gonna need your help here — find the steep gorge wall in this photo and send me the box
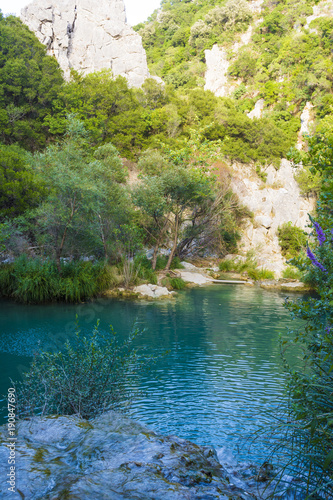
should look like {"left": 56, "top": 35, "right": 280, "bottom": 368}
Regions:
{"left": 230, "top": 161, "right": 316, "bottom": 276}
{"left": 203, "top": 0, "right": 331, "bottom": 274}
{"left": 21, "top": 0, "right": 151, "bottom": 87}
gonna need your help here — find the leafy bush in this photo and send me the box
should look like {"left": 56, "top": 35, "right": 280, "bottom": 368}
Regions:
{"left": 169, "top": 277, "right": 186, "bottom": 290}
{"left": 137, "top": 149, "right": 169, "bottom": 175}
{"left": 277, "top": 222, "right": 307, "bottom": 258}
{"left": 14, "top": 321, "right": 157, "bottom": 420}
{"left": 155, "top": 255, "right": 184, "bottom": 270}
{"left": 294, "top": 165, "right": 322, "bottom": 196}
{"left": 0, "top": 255, "right": 113, "bottom": 303}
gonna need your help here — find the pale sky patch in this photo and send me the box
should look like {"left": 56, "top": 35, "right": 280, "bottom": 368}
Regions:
{"left": 0, "top": 0, "right": 161, "bottom": 25}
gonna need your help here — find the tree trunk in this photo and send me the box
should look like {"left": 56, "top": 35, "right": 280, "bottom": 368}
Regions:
{"left": 152, "top": 216, "right": 170, "bottom": 270}
{"left": 98, "top": 214, "right": 108, "bottom": 260}
{"left": 56, "top": 196, "right": 76, "bottom": 275}
{"left": 165, "top": 212, "right": 179, "bottom": 271}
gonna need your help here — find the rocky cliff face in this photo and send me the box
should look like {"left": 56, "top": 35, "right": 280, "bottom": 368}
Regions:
{"left": 21, "top": 0, "right": 150, "bottom": 87}
{"left": 204, "top": 0, "right": 329, "bottom": 273}
{"left": 229, "top": 160, "right": 316, "bottom": 276}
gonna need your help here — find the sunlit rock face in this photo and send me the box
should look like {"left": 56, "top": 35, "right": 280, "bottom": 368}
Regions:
{"left": 0, "top": 411, "right": 257, "bottom": 498}
{"left": 229, "top": 159, "right": 316, "bottom": 277}
{"left": 21, "top": 0, "right": 150, "bottom": 86}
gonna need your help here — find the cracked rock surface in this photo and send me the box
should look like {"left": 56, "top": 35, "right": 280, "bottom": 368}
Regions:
{"left": 21, "top": 0, "right": 150, "bottom": 86}
{"left": 0, "top": 411, "right": 257, "bottom": 499}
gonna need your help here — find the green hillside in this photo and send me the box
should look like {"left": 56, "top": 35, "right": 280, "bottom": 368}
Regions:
{"left": 136, "top": 0, "right": 333, "bottom": 136}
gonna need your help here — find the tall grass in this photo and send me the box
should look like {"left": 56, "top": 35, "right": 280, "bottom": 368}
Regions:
{"left": 219, "top": 255, "right": 275, "bottom": 280}
{"left": 282, "top": 266, "right": 303, "bottom": 280}
{"left": 0, "top": 255, "right": 114, "bottom": 303}
{"left": 169, "top": 277, "right": 186, "bottom": 289}
{"left": 133, "top": 255, "right": 158, "bottom": 284}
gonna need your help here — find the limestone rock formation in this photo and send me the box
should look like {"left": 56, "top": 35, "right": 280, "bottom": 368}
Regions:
{"left": 229, "top": 160, "right": 316, "bottom": 276}
{"left": 247, "top": 98, "right": 265, "bottom": 119}
{"left": 204, "top": 44, "right": 230, "bottom": 97}
{"left": 204, "top": 0, "right": 263, "bottom": 97}
{"left": 21, "top": 0, "right": 151, "bottom": 87}
{"left": 297, "top": 101, "right": 314, "bottom": 150}
{"left": 133, "top": 283, "right": 174, "bottom": 298}
{"left": 0, "top": 411, "right": 258, "bottom": 499}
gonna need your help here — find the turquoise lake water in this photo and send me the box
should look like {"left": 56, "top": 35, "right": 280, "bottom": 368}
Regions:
{"left": 0, "top": 284, "right": 302, "bottom": 465}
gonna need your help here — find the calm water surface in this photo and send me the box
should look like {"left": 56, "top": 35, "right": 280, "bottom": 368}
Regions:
{"left": 0, "top": 285, "right": 302, "bottom": 464}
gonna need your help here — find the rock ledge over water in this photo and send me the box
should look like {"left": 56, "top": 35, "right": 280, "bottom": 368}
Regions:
{"left": 0, "top": 411, "right": 256, "bottom": 499}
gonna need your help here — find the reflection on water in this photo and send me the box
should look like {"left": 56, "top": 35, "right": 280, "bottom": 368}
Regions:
{"left": 0, "top": 285, "right": 303, "bottom": 463}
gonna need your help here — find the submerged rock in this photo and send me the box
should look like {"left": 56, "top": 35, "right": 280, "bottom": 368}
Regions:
{"left": 0, "top": 412, "right": 257, "bottom": 499}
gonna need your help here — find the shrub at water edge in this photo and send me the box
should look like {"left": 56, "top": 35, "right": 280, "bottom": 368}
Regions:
{"left": 14, "top": 321, "right": 158, "bottom": 420}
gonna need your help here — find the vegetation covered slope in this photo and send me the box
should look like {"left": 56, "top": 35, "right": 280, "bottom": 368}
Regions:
{"left": 136, "top": 0, "right": 333, "bottom": 140}
{"left": 0, "top": 0, "right": 332, "bottom": 303}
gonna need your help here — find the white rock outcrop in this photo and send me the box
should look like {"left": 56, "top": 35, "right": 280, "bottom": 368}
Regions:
{"left": 204, "top": 45, "right": 230, "bottom": 97}
{"left": 297, "top": 101, "right": 314, "bottom": 150}
{"left": 21, "top": 0, "right": 150, "bottom": 87}
{"left": 230, "top": 159, "right": 316, "bottom": 276}
{"left": 247, "top": 99, "right": 265, "bottom": 119}
{"left": 179, "top": 271, "right": 213, "bottom": 285}
{"left": 133, "top": 284, "right": 174, "bottom": 299}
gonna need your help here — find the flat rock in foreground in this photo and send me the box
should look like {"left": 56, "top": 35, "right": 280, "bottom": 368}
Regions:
{"left": 0, "top": 411, "right": 256, "bottom": 499}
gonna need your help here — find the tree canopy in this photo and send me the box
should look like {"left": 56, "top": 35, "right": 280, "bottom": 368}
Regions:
{"left": 0, "top": 13, "right": 63, "bottom": 150}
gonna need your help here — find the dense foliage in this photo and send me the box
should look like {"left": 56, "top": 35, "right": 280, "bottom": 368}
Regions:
{"left": 266, "top": 130, "right": 333, "bottom": 497}
{"left": 136, "top": 0, "right": 333, "bottom": 152}
{"left": 271, "top": 221, "right": 333, "bottom": 498}
{"left": 0, "top": 143, "right": 44, "bottom": 217}
{"left": 0, "top": 256, "right": 113, "bottom": 303}
{"left": 0, "top": 13, "right": 63, "bottom": 150}
{"left": 277, "top": 221, "right": 307, "bottom": 258}
{"left": 137, "top": 0, "right": 252, "bottom": 89}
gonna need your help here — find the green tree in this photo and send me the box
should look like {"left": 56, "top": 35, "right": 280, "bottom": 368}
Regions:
{"left": 31, "top": 117, "right": 129, "bottom": 271}
{"left": 132, "top": 175, "right": 170, "bottom": 270}
{"left": 0, "top": 143, "right": 44, "bottom": 218}
{"left": 49, "top": 70, "right": 150, "bottom": 158}
{"left": 161, "top": 165, "right": 213, "bottom": 269}
{"left": 0, "top": 13, "right": 63, "bottom": 150}
{"left": 93, "top": 143, "right": 133, "bottom": 260}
